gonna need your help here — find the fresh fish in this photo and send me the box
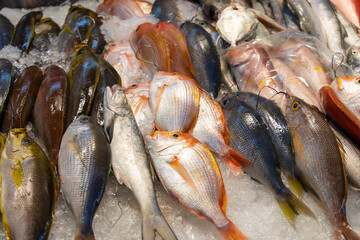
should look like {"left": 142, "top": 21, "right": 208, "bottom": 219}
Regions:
{"left": 87, "top": 19, "right": 106, "bottom": 55}
{"left": 0, "top": 59, "right": 13, "bottom": 117}
{"left": 104, "top": 41, "right": 148, "bottom": 88}
{"left": 149, "top": 71, "right": 200, "bottom": 132}
{"left": 0, "top": 0, "right": 78, "bottom": 9}
{"left": 33, "top": 65, "right": 68, "bottom": 170}
{"left": 216, "top": 3, "right": 258, "bottom": 46}
{"left": 285, "top": 0, "right": 326, "bottom": 44}
{"left": 155, "top": 22, "right": 194, "bottom": 78}
{"left": 0, "top": 14, "right": 14, "bottom": 50}
{"left": 262, "top": 0, "right": 285, "bottom": 24}
{"left": 285, "top": 96, "right": 360, "bottom": 240}
{"left": 90, "top": 57, "right": 121, "bottom": 126}
{"left": 58, "top": 115, "right": 110, "bottom": 240}
{"left": 331, "top": 124, "right": 360, "bottom": 191}
{"left": 330, "top": 0, "right": 360, "bottom": 28}
{"left": 135, "top": 0, "right": 153, "bottom": 14}
{"left": 189, "top": 90, "right": 252, "bottom": 174}
{"left": 66, "top": 44, "right": 100, "bottom": 128}
{"left": 0, "top": 128, "right": 55, "bottom": 240}
{"left": 96, "top": 0, "right": 145, "bottom": 19}
{"left": 223, "top": 98, "right": 314, "bottom": 227}
{"left": 32, "top": 17, "right": 60, "bottom": 51}
{"left": 124, "top": 81, "right": 155, "bottom": 137}
{"left": 103, "top": 85, "right": 177, "bottom": 240}
{"left": 145, "top": 131, "right": 249, "bottom": 240}
{"left": 130, "top": 22, "right": 170, "bottom": 77}
{"left": 2, "top": 65, "right": 43, "bottom": 132}
{"left": 180, "top": 21, "right": 221, "bottom": 98}
{"left": 196, "top": 0, "right": 230, "bottom": 20}
{"left": 11, "top": 11, "right": 42, "bottom": 53}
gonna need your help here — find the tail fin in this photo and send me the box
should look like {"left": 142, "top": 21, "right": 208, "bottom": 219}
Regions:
{"left": 142, "top": 213, "right": 177, "bottom": 240}
{"left": 222, "top": 147, "right": 253, "bottom": 176}
{"left": 218, "top": 219, "right": 249, "bottom": 240}
{"left": 276, "top": 193, "right": 315, "bottom": 228}
{"left": 75, "top": 228, "right": 95, "bottom": 240}
{"left": 334, "top": 223, "right": 360, "bottom": 240}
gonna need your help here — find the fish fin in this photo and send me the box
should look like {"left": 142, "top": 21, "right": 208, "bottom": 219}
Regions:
{"left": 276, "top": 193, "right": 315, "bottom": 229}
{"left": 169, "top": 156, "right": 199, "bottom": 194}
{"left": 68, "top": 140, "right": 88, "bottom": 171}
{"left": 334, "top": 223, "right": 360, "bottom": 240}
{"left": 334, "top": 134, "right": 348, "bottom": 202}
{"left": 287, "top": 176, "right": 305, "bottom": 198}
{"left": 222, "top": 147, "right": 253, "bottom": 175}
{"left": 220, "top": 186, "right": 228, "bottom": 216}
{"left": 218, "top": 219, "right": 249, "bottom": 240}
{"left": 142, "top": 213, "right": 177, "bottom": 240}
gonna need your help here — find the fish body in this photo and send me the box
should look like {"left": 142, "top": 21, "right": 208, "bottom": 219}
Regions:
{"left": 180, "top": 21, "right": 221, "bottom": 98}
{"left": 103, "top": 84, "right": 177, "bottom": 240}
{"left": 0, "top": 0, "right": 78, "bottom": 9}
{"left": 0, "top": 59, "right": 13, "bottom": 118}
{"left": 145, "top": 131, "right": 248, "bottom": 240}
{"left": 11, "top": 11, "right": 42, "bottom": 52}
{"left": 96, "top": 0, "right": 145, "bottom": 19}
{"left": 33, "top": 65, "right": 68, "bottom": 170}
{"left": 124, "top": 81, "right": 155, "bottom": 137}
{"left": 32, "top": 17, "right": 60, "bottom": 51}
{"left": 330, "top": 0, "right": 360, "bottom": 28}
{"left": 0, "top": 128, "right": 55, "bottom": 240}
{"left": 2, "top": 65, "right": 43, "bottom": 132}
{"left": 0, "top": 14, "right": 14, "bottom": 50}
{"left": 223, "top": 98, "right": 313, "bottom": 226}
{"left": 66, "top": 45, "right": 100, "bottom": 128}
{"left": 58, "top": 115, "right": 110, "bottom": 240}
{"left": 149, "top": 71, "right": 200, "bottom": 132}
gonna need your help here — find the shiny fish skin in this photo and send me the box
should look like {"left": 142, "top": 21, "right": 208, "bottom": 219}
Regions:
{"left": 180, "top": 21, "right": 221, "bottom": 98}
{"left": 2, "top": 65, "right": 43, "bottom": 132}
{"left": 103, "top": 85, "right": 177, "bottom": 240}
{"left": 58, "top": 115, "right": 110, "bottom": 240}
{"left": 149, "top": 71, "right": 199, "bottom": 133}
{"left": 223, "top": 98, "right": 314, "bottom": 226}
{"left": 145, "top": 131, "right": 248, "bottom": 240}
{"left": 285, "top": 97, "right": 360, "bottom": 240}
{"left": 0, "top": 59, "right": 13, "bottom": 118}
{"left": 0, "top": 128, "right": 55, "bottom": 240}
{"left": 96, "top": 0, "right": 145, "bottom": 19}
{"left": 32, "top": 17, "right": 60, "bottom": 52}
{"left": 0, "top": 14, "right": 14, "bottom": 50}
{"left": 33, "top": 65, "right": 68, "bottom": 170}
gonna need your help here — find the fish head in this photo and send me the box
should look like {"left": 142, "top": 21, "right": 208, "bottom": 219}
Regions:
{"left": 123, "top": 81, "right": 151, "bottom": 98}
{"left": 332, "top": 76, "right": 360, "bottom": 98}
{"left": 5, "top": 128, "right": 37, "bottom": 159}
{"left": 145, "top": 131, "right": 195, "bottom": 159}
{"left": 284, "top": 96, "right": 307, "bottom": 128}
{"left": 347, "top": 47, "right": 360, "bottom": 73}
{"left": 104, "top": 84, "right": 130, "bottom": 115}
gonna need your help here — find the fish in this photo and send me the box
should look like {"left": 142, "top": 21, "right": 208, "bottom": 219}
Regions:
{"left": 87, "top": 19, "right": 106, "bottom": 55}
{"left": 331, "top": 124, "right": 360, "bottom": 191}
{"left": 0, "top": 128, "right": 56, "bottom": 240}
{"left": 90, "top": 57, "right": 121, "bottom": 126}
{"left": 135, "top": 0, "right": 153, "bottom": 14}
{"left": 104, "top": 41, "right": 149, "bottom": 88}
{"left": 180, "top": 21, "right": 221, "bottom": 98}
{"left": 0, "top": 0, "right": 78, "bottom": 9}
{"left": 58, "top": 115, "right": 111, "bottom": 240}
{"left": 103, "top": 84, "right": 177, "bottom": 240}
{"left": 189, "top": 90, "right": 252, "bottom": 174}
{"left": 196, "top": 0, "right": 230, "bottom": 20}
{"left": 129, "top": 22, "right": 171, "bottom": 77}
{"left": 330, "top": 0, "right": 360, "bottom": 29}
{"left": 149, "top": 71, "right": 200, "bottom": 133}
{"left": 0, "top": 14, "right": 14, "bottom": 50}
{"left": 2, "top": 65, "right": 43, "bottom": 132}
{"left": 285, "top": 0, "right": 326, "bottom": 44}
{"left": 223, "top": 97, "right": 314, "bottom": 227}
{"left": 33, "top": 65, "right": 68, "bottom": 170}
{"left": 145, "top": 131, "right": 249, "bottom": 240}
{"left": 32, "top": 17, "right": 60, "bottom": 51}
{"left": 307, "top": 0, "right": 344, "bottom": 54}
{"left": 235, "top": 92, "right": 303, "bottom": 196}
{"left": 124, "top": 81, "right": 155, "bottom": 137}
{"left": 66, "top": 44, "right": 100, "bottom": 128}
{"left": 155, "top": 22, "right": 194, "bottom": 78}
{"left": 11, "top": 11, "right": 42, "bottom": 52}
{"left": 284, "top": 96, "right": 360, "bottom": 240}
{"left": 0, "top": 59, "right": 13, "bottom": 118}
{"left": 216, "top": 3, "right": 258, "bottom": 47}
{"left": 96, "top": 0, "right": 145, "bottom": 19}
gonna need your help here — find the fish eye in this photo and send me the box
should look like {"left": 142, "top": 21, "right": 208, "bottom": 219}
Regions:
{"left": 356, "top": 78, "right": 360, "bottom": 85}
{"left": 352, "top": 49, "right": 358, "bottom": 56}
{"left": 170, "top": 132, "right": 181, "bottom": 139}
{"left": 171, "top": 72, "right": 177, "bottom": 75}
{"left": 77, "top": 48, "right": 85, "bottom": 54}
{"left": 131, "top": 84, "right": 138, "bottom": 88}
{"left": 223, "top": 99, "right": 230, "bottom": 106}
{"left": 22, "top": 138, "right": 31, "bottom": 145}
{"left": 291, "top": 101, "right": 299, "bottom": 111}
{"left": 135, "top": 26, "right": 140, "bottom": 32}
{"left": 80, "top": 116, "right": 90, "bottom": 123}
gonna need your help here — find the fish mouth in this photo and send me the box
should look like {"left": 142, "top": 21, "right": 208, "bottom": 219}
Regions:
{"left": 151, "top": 131, "right": 159, "bottom": 140}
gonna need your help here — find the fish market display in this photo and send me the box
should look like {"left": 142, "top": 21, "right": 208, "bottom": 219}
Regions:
{"left": 0, "top": 0, "right": 360, "bottom": 239}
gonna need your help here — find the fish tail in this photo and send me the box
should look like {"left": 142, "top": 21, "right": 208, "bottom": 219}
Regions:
{"left": 218, "top": 219, "right": 249, "bottom": 240}
{"left": 334, "top": 223, "right": 360, "bottom": 240}
{"left": 222, "top": 147, "right": 253, "bottom": 175}
{"left": 142, "top": 213, "right": 177, "bottom": 240}
{"left": 74, "top": 228, "right": 95, "bottom": 240}
{"left": 276, "top": 193, "right": 315, "bottom": 228}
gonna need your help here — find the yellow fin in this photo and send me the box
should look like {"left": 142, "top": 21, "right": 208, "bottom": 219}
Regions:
{"left": 68, "top": 141, "right": 88, "bottom": 171}
{"left": 169, "top": 156, "right": 199, "bottom": 194}
{"left": 11, "top": 160, "right": 23, "bottom": 189}
{"left": 288, "top": 177, "right": 305, "bottom": 198}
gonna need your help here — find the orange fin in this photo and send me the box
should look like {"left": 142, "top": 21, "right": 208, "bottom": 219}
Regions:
{"left": 218, "top": 220, "right": 249, "bottom": 240}
{"left": 223, "top": 147, "right": 253, "bottom": 175}
{"left": 169, "top": 156, "right": 199, "bottom": 194}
